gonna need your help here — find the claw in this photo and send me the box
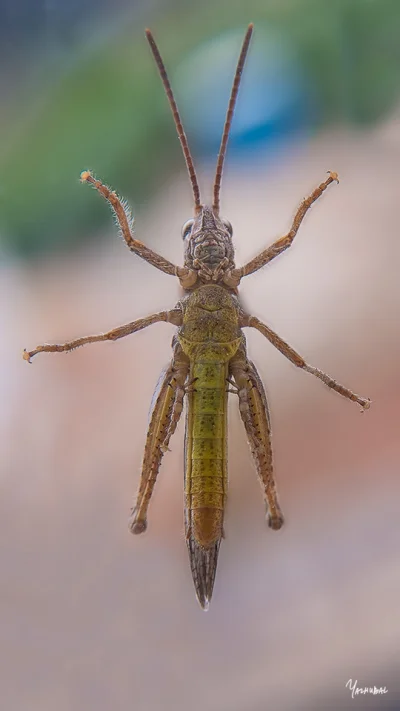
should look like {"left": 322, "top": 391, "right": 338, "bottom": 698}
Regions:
{"left": 22, "top": 349, "right": 32, "bottom": 363}
{"left": 360, "top": 397, "right": 371, "bottom": 413}
{"left": 129, "top": 508, "right": 148, "bottom": 535}
{"left": 328, "top": 170, "right": 339, "bottom": 184}
{"left": 267, "top": 510, "right": 285, "bottom": 530}
{"left": 80, "top": 170, "right": 92, "bottom": 183}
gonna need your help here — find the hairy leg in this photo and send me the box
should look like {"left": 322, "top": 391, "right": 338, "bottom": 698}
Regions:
{"left": 242, "top": 314, "right": 371, "bottom": 411}
{"left": 23, "top": 308, "right": 182, "bottom": 362}
{"left": 223, "top": 172, "right": 338, "bottom": 288}
{"left": 81, "top": 171, "right": 196, "bottom": 288}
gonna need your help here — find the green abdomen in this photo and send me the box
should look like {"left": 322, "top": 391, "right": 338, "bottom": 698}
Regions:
{"left": 185, "top": 361, "right": 227, "bottom": 547}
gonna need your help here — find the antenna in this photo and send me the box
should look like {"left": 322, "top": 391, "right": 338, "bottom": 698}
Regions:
{"left": 145, "top": 29, "right": 202, "bottom": 212}
{"left": 213, "top": 24, "right": 253, "bottom": 214}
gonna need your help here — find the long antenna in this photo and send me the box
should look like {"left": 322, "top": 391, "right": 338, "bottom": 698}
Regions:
{"left": 213, "top": 23, "right": 253, "bottom": 214}
{"left": 145, "top": 29, "right": 202, "bottom": 212}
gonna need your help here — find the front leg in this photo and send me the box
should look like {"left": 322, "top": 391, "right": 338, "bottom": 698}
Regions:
{"left": 80, "top": 171, "right": 197, "bottom": 288}
{"left": 23, "top": 308, "right": 182, "bottom": 362}
{"left": 223, "top": 172, "right": 338, "bottom": 287}
{"left": 242, "top": 314, "right": 371, "bottom": 411}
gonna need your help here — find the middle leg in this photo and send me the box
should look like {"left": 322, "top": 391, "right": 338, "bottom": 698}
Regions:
{"left": 23, "top": 309, "right": 183, "bottom": 362}
{"left": 242, "top": 314, "right": 371, "bottom": 411}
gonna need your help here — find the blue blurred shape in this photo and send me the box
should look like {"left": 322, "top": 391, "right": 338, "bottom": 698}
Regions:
{"left": 175, "top": 26, "right": 315, "bottom": 160}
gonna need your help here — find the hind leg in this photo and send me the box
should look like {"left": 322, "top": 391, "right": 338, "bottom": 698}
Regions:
{"left": 230, "top": 349, "right": 284, "bottom": 530}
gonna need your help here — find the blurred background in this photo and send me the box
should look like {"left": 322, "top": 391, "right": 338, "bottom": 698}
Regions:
{"left": 1, "top": 0, "right": 399, "bottom": 709}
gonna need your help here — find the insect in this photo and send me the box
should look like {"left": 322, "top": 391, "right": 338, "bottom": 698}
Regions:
{"left": 24, "top": 24, "right": 370, "bottom": 610}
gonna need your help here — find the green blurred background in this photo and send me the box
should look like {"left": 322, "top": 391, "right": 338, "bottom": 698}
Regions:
{"left": 1, "top": 1, "right": 400, "bottom": 710}
{"left": 2, "top": 0, "right": 400, "bottom": 255}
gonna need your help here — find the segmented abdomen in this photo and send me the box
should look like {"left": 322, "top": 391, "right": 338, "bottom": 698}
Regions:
{"left": 185, "top": 361, "right": 227, "bottom": 548}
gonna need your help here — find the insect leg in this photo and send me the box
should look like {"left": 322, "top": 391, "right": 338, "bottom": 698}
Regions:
{"left": 80, "top": 171, "right": 196, "bottom": 287}
{"left": 129, "top": 341, "right": 190, "bottom": 534}
{"left": 230, "top": 348, "right": 284, "bottom": 530}
{"left": 224, "top": 173, "right": 338, "bottom": 287}
{"left": 23, "top": 308, "right": 182, "bottom": 362}
{"left": 242, "top": 314, "right": 371, "bottom": 411}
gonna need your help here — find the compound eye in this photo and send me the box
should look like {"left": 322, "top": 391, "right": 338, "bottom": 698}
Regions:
{"left": 181, "top": 219, "right": 194, "bottom": 240}
{"left": 223, "top": 219, "right": 233, "bottom": 235}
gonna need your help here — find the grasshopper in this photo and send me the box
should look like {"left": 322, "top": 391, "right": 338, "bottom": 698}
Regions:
{"left": 24, "top": 24, "right": 370, "bottom": 610}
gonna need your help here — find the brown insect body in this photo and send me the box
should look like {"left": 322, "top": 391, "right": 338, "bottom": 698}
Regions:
{"left": 24, "top": 25, "right": 370, "bottom": 609}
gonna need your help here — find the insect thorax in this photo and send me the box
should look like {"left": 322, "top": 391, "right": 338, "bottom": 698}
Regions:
{"left": 178, "top": 284, "right": 242, "bottom": 362}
